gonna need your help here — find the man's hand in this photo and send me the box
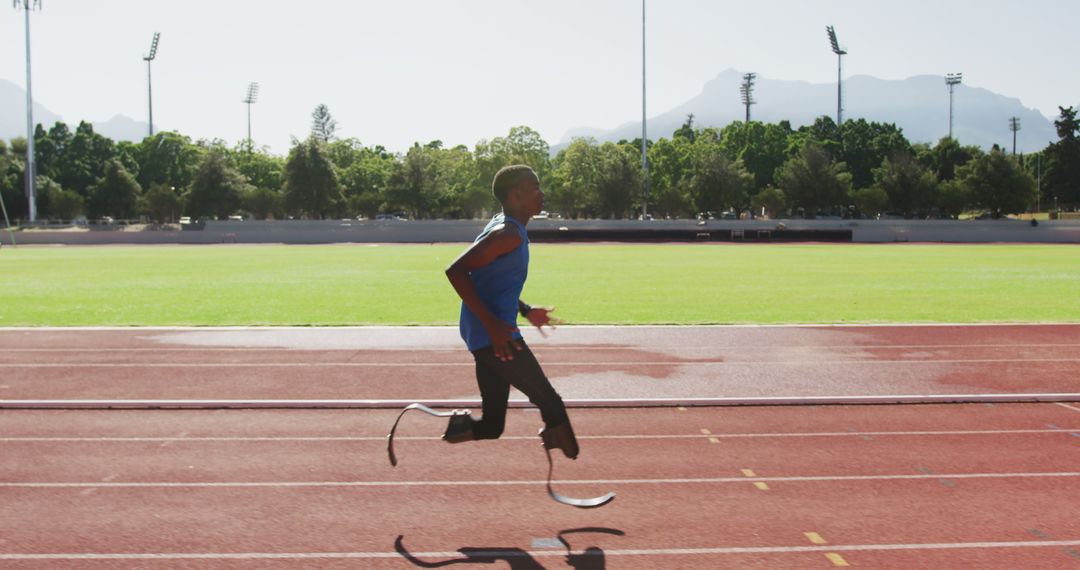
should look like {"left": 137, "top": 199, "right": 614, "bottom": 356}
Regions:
{"left": 485, "top": 319, "right": 522, "bottom": 361}
{"left": 525, "top": 306, "right": 563, "bottom": 338}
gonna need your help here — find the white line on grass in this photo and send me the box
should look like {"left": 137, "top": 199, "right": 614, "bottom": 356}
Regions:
{"left": 3, "top": 323, "right": 1079, "bottom": 331}
{"left": 4, "top": 471, "right": 1079, "bottom": 489}
{"left": 3, "top": 539, "right": 1080, "bottom": 560}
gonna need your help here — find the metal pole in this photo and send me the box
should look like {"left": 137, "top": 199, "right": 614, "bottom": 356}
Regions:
{"left": 1037, "top": 153, "right": 1041, "bottom": 212}
{"left": 948, "top": 85, "right": 954, "bottom": 139}
{"left": 247, "top": 102, "right": 252, "bottom": 152}
{"left": 147, "top": 58, "right": 154, "bottom": 137}
{"left": 641, "top": 0, "right": 648, "bottom": 219}
{"left": 836, "top": 54, "right": 843, "bottom": 126}
{"left": 23, "top": 2, "right": 37, "bottom": 223}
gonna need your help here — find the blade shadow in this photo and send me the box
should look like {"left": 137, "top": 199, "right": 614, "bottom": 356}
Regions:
{"left": 395, "top": 527, "right": 624, "bottom": 569}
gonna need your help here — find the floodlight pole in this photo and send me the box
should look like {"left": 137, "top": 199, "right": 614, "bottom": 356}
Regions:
{"left": 15, "top": 0, "right": 41, "bottom": 223}
{"left": 641, "top": 0, "right": 649, "bottom": 219}
{"left": 827, "top": 26, "right": 847, "bottom": 127}
{"left": 945, "top": 73, "right": 963, "bottom": 139}
{"left": 242, "top": 82, "right": 259, "bottom": 153}
{"left": 1008, "top": 117, "right": 1020, "bottom": 156}
{"left": 741, "top": 73, "right": 757, "bottom": 123}
{"left": 143, "top": 32, "right": 160, "bottom": 138}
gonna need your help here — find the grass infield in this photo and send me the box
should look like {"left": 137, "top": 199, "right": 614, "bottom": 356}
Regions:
{"left": 2, "top": 243, "right": 1078, "bottom": 326}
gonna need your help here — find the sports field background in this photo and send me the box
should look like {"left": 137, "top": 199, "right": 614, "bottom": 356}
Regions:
{"left": 2, "top": 244, "right": 1078, "bottom": 326}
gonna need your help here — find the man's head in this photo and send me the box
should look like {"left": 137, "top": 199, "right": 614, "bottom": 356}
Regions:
{"left": 492, "top": 165, "right": 543, "bottom": 216}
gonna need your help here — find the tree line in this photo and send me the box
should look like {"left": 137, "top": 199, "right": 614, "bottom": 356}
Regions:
{"left": 1, "top": 105, "right": 1077, "bottom": 223}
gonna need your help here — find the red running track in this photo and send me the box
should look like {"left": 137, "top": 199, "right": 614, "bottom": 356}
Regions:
{"left": 2, "top": 325, "right": 1080, "bottom": 568}
{"left": 2, "top": 324, "right": 1080, "bottom": 401}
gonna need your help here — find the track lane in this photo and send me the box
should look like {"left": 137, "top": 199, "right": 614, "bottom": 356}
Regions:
{"left": 5, "top": 326, "right": 1080, "bottom": 568}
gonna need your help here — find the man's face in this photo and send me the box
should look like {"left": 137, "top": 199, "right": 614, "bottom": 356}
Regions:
{"left": 513, "top": 173, "right": 544, "bottom": 216}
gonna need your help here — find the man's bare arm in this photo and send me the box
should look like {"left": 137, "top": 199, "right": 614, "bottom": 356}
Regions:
{"left": 445, "top": 225, "right": 523, "bottom": 360}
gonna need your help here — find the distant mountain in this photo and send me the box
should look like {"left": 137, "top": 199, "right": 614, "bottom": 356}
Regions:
{"left": 0, "top": 78, "right": 61, "bottom": 141}
{"left": 93, "top": 114, "right": 154, "bottom": 143}
{"left": 558, "top": 69, "right": 1058, "bottom": 154}
{"left": 1, "top": 78, "right": 153, "bottom": 143}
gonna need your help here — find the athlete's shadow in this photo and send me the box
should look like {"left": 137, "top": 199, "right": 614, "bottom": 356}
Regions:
{"left": 395, "top": 527, "right": 624, "bottom": 569}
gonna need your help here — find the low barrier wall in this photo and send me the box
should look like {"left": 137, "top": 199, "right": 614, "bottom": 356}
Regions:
{"left": 5, "top": 218, "right": 1079, "bottom": 245}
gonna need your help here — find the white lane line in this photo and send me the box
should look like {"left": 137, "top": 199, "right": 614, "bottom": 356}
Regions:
{"left": 1057, "top": 403, "right": 1080, "bottom": 414}
{"left": 5, "top": 358, "right": 1080, "bottom": 367}
{"left": 3, "top": 428, "right": 1079, "bottom": 443}
{"left": 7, "top": 394, "right": 1080, "bottom": 409}
{"left": 3, "top": 472, "right": 1079, "bottom": 488}
{"left": 3, "top": 540, "right": 1080, "bottom": 560}
{"left": 4, "top": 343, "right": 1080, "bottom": 352}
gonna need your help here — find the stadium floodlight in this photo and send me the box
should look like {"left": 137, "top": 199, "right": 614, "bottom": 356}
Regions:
{"left": 945, "top": 73, "right": 963, "bottom": 139}
{"left": 826, "top": 25, "right": 847, "bottom": 126}
{"left": 641, "top": 0, "right": 649, "bottom": 219}
{"left": 1009, "top": 117, "right": 1021, "bottom": 156}
{"left": 740, "top": 73, "right": 757, "bottom": 123}
{"left": 143, "top": 32, "right": 161, "bottom": 138}
{"left": 14, "top": 0, "right": 42, "bottom": 223}
{"left": 243, "top": 82, "right": 260, "bottom": 152}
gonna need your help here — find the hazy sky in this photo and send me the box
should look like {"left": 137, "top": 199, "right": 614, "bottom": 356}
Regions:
{"left": 2, "top": 0, "right": 1077, "bottom": 154}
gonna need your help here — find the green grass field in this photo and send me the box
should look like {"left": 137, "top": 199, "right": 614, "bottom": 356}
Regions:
{"left": 2, "top": 244, "right": 1078, "bottom": 326}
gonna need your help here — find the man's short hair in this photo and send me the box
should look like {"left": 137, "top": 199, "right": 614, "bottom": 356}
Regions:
{"left": 492, "top": 165, "right": 536, "bottom": 204}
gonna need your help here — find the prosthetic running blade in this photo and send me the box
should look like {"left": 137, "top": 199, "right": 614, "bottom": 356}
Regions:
{"left": 387, "top": 403, "right": 465, "bottom": 467}
{"left": 545, "top": 447, "right": 616, "bottom": 508}
{"left": 386, "top": 402, "right": 615, "bottom": 508}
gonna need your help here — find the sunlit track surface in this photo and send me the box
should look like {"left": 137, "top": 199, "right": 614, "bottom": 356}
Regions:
{"left": 2, "top": 324, "right": 1080, "bottom": 404}
{"left": 3, "top": 326, "right": 1080, "bottom": 567}
{"left": 3, "top": 404, "right": 1080, "bottom": 568}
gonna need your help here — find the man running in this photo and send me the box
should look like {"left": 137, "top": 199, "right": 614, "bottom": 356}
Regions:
{"left": 443, "top": 164, "right": 578, "bottom": 459}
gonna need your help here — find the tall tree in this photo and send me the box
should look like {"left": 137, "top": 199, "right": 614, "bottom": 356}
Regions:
{"left": 87, "top": 159, "right": 141, "bottom": 219}
{"left": 1042, "top": 106, "right": 1080, "bottom": 207}
{"left": 140, "top": 182, "right": 182, "bottom": 223}
{"left": 839, "top": 119, "right": 912, "bottom": 190}
{"left": 872, "top": 151, "right": 938, "bottom": 217}
{"left": 719, "top": 120, "right": 793, "bottom": 192}
{"left": 958, "top": 148, "right": 1036, "bottom": 218}
{"left": 919, "top": 136, "right": 982, "bottom": 182}
{"left": 474, "top": 126, "right": 551, "bottom": 191}
{"left": 385, "top": 142, "right": 444, "bottom": 219}
{"left": 310, "top": 104, "right": 338, "bottom": 143}
{"left": 593, "top": 142, "right": 642, "bottom": 219}
{"left": 434, "top": 144, "right": 485, "bottom": 219}
{"left": 773, "top": 141, "right": 852, "bottom": 217}
{"left": 56, "top": 122, "right": 116, "bottom": 199}
{"left": 242, "top": 187, "right": 283, "bottom": 220}
{"left": 228, "top": 143, "right": 284, "bottom": 192}
{"left": 184, "top": 151, "right": 248, "bottom": 219}
{"left": 340, "top": 145, "right": 396, "bottom": 219}
{"left": 283, "top": 137, "right": 342, "bottom": 219}
{"left": 686, "top": 137, "right": 753, "bottom": 216}
{"left": 672, "top": 114, "right": 696, "bottom": 143}
{"left": 751, "top": 186, "right": 788, "bottom": 219}
{"left": 645, "top": 136, "right": 693, "bottom": 218}
{"left": 135, "top": 131, "right": 204, "bottom": 192}
{"left": 548, "top": 138, "right": 599, "bottom": 219}
{"left": 0, "top": 139, "right": 28, "bottom": 220}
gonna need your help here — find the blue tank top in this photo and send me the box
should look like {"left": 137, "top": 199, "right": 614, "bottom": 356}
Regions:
{"left": 459, "top": 214, "right": 529, "bottom": 351}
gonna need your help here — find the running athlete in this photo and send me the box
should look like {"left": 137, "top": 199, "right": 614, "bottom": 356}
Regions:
{"left": 443, "top": 164, "right": 578, "bottom": 459}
